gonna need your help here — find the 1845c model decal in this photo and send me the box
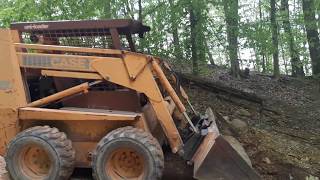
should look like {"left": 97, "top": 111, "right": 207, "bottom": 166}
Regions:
{"left": 21, "top": 54, "right": 92, "bottom": 71}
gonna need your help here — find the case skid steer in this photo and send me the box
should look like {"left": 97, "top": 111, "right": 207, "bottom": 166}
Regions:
{"left": 0, "top": 19, "right": 260, "bottom": 180}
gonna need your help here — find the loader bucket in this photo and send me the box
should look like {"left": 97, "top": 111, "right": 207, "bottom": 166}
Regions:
{"left": 192, "top": 108, "right": 261, "bottom": 180}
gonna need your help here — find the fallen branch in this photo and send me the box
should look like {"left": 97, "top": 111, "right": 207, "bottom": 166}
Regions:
{"left": 177, "top": 73, "right": 264, "bottom": 105}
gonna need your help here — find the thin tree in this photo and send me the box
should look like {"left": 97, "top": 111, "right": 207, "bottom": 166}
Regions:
{"left": 259, "top": 0, "right": 267, "bottom": 73}
{"left": 316, "top": 0, "right": 320, "bottom": 30}
{"left": 190, "top": 3, "right": 198, "bottom": 75}
{"left": 207, "top": 40, "right": 215, "bottom": 65}
{"left": 281, "top": 0, "right": 304, "bottom": 76}
{"left": 102, "top": 0, "right": 112, "bottom": 19}
{"left": 223, "top": 0, "right": 240, "bottom": 78}
{"left": 302, "top": 0, "right": 320, "bottom": 75}
{"left": 279, "top": 33, "right": 289, "bottom": 75}
{"left": 188, "top": 0, "right": 208, "bottom": 75}
{"left": 138, "top": 0, "right": 142, "bottom": 22}
{"left": 169, "top": 0, "right": 183, "bottom": 61}
{"left": 270, "top": 0, "right": 280, "bottom": 78}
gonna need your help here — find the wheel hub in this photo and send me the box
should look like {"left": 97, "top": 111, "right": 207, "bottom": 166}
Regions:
{"left": 107, "top": 148, "right": 144, "bottom": 179}
{"left": 19, "top": 145, "right": 51, "bottom": 179}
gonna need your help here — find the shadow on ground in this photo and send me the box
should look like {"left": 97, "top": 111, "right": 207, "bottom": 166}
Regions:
{"left": 70, "top": 152, "right": 195, "bottom": 180}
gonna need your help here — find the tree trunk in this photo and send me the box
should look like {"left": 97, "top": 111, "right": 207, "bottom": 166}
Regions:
{"left": 190, "top": 5, "right": 198, "bottom": 75}
{"left": 262, "top": 55, "right": 266, "bottom": 73}
{"left": 169, "top": 0, "right": 183, "bottom": 61}
{"left": 124, "top": 0, "right": 134, "bottom": 19}
{"left": 316, "top": 1, "right": 320, "bottom": 30}
{"left": 266, "top": 55, "right": 270, "bottom": 72}
{"left": 281, "top": 0, "right": 304, "bottom": 77}
{"left": 258, "top": 0, "right": 267, "bottom": 73}
{"left": 138, "top": 0, "right": 142, "bottom": 22}
{"left": 223, "top": 0, "right": 240, "bottom": 78}
{"left": 270, "top": 0, "right": 280, "bottom": 78}
{"left": 100, "top": 1, "right": 112, "bottom": 48}
{"left": 102, "top": 0, "right": 112, "bottom": 19}
{"left": 302, "top": 0, "right": 320, "bottom": 76}
{"left": 302, "top": 27, "right": 310, "bottom": 74}
{"left": 280, "top": 36, "right": 289, "bottom": 75}
{"left": 208, "top": 49, "right": 215, "bottom": 66}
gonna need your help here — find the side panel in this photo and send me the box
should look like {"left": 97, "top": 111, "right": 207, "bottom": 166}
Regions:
{"left": 93, "top": 57, "right": 183, "bottom": 153}
{"left": 0, "top": 29, "right": 28, "bottom": 155}
{"left": 0, "top": 109, "right": 19, "bottom": 155}
{"left": 63, "top": 91, "right": 141, "bottom": 112}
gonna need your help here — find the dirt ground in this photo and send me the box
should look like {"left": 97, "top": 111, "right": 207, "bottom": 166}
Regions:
{"left": 182, "top": 67, "right": 320, "bottom": 179}
{"left": 0, "top": 153, "right": 194, "bottom": 180}
{"left": 1, "top": 67, "right": 319, "bottom": 180}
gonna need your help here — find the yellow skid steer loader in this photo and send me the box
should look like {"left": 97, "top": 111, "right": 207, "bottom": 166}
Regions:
{"left": 0, "top": 19, "right": 260, "bottom": 180}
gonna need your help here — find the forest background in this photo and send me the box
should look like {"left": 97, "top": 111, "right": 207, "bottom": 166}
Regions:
{"left": 0, "top": 0, "right": 320, "bottom": 78}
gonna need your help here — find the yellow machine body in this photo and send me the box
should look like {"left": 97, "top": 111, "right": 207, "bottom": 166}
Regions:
{"left": 0, "top": 20, "right": 260, "bottom": 179}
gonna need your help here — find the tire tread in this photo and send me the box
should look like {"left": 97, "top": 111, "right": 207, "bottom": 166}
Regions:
{"left": 5, "top": 126, "right": 75, "bottom": 180}
{"left": 92, "top": 126, "right": 164, "bottom": 180}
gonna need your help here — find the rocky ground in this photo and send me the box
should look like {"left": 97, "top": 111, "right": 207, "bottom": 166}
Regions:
{"left": 182, "top": 66, "right": 320, "bottom": 179}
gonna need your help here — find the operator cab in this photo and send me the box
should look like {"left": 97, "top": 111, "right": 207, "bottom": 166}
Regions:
{"left": 11, "top": 19, "right": 151, "bottom": 52}
{"left": 10, "top": 19, "right": 151, "bottom": 111}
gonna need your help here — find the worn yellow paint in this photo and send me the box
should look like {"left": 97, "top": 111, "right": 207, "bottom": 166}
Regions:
{"left": 0, "top": 30, "right": 28, "bottom": 155}
{"left": 0, "top": 30, "right": 27, "bottom": 108}
{"left": 26, "top": 82, "right": 90, "bottom": 107}
{"left": 92, "top": 54, "right": 183, "bottom": 153}
{"left": 151, "top": 60, "right": 186, "bottom": 113}
{"left": 17, "top": 52, "right": 121, "bottom": 72}
{"left": 0, "top": 29, "right": 185, "bottom": 158}
{"left": 122, "top": 52, "right": 150, "bottom": 80}
{"left": 41, "top": 70, "right": 103, "bottom": 80}
{"left": 0, "top": 108, "right": 19, "bottom": 155}
{"left": 19, "top": 107, "right": 140, "bottom": 121}
{"left": 14, "top": 43, "right": 123, "bottom": 55}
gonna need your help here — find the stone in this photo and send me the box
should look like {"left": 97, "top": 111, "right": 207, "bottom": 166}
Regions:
{"left": 230, "top": 118, "right": 248, "bottom": 132}
{"left": 237, "top": 108, "right": 251, "bottom": 117}
{"left": 262, "top": 157, "right": 272, "bottom": 164}
{"left": 223, "top": 116, "right": 231, "bottom": 122}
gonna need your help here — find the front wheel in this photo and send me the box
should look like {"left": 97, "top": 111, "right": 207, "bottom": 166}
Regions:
{"left": 92, "top": 126, "right": 164, "bottom": 180}
{"left": 5, "top": 126, "right": 75, "bottom": 180}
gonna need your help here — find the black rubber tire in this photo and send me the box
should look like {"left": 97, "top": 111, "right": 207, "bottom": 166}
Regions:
{"left": 5, "top": 126, "right": 75, "bottom": 180}
{"left": 92, "top": 126, "right": 164, "bottom": 180}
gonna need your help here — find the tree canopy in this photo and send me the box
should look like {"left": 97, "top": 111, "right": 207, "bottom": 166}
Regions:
{"left": 1, "top": 0, "right": 319, "bottom": 77}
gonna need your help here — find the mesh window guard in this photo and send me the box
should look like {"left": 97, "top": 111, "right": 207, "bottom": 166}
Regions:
{"left": 21, "top": 28, "right": 115, "bottom": 49}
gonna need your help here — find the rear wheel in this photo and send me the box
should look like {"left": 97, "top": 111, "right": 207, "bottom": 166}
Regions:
{"left": 5, "top": 126, "right": 75, "bottom": 180}
{"left": 92, "top": 126, "right": 164, "bottom": 180}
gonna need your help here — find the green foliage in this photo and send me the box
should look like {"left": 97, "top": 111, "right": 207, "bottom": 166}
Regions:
{"left": 0, "top": 0, "right": 318, "bottom": 76}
